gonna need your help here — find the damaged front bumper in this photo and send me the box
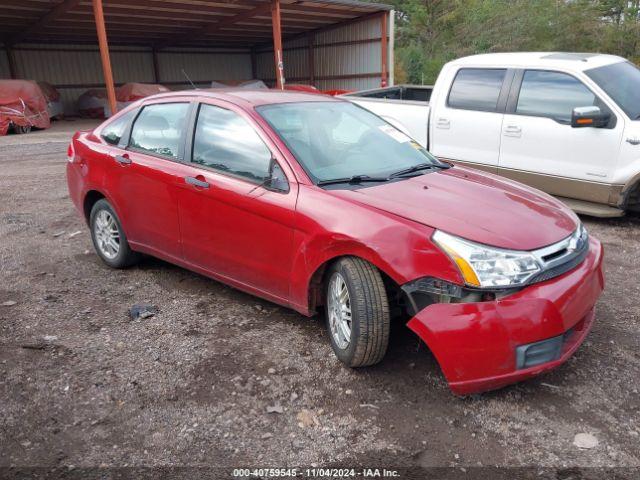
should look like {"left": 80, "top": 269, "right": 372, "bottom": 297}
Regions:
{"left": 406, "top": 236, "right": 604, "bottom": 395}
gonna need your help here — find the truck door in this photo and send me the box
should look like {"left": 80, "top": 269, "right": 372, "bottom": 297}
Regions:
{"left": 429, "top": 67, "right": 511, "bottom": 173}
{"left": 498, "top": 69, "right": 624, "bottom": 204}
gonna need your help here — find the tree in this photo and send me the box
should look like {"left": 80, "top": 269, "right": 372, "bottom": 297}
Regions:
{"left": 384, "top": 0, "right": 639, "bottom": 84}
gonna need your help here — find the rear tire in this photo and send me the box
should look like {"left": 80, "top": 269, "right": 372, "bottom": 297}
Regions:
{"left": 89, "top": 199, "right": 140, "bottom": 268}
{"left": 325, "top": 257, "right": 390, "bottom": 367}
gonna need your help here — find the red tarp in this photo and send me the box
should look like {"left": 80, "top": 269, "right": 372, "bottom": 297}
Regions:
{"left": 0, "top": 80, "right": 50, "bottom": 135}
{"left": 282, "top": 84, "right": 352, "bottom": 96}
{"left": 77, "top": 88, "right": 109, "bottom": 118}
{"left": 78, "top": 83, "right": 169, "bottom": 118}
{"left": 116, "top": 83, "right": 169, "bottom": 102}
{"left": 38, "top": 81, "right": 64, "bottom": 119}
{"left": 323, "top": 89, "right": 352, "bottom": 96}
{"left": 37, "top": 81, "right": 61, "bottom": 102}
{"left": 284, "top": 84, "right": 319, "bottom": 93}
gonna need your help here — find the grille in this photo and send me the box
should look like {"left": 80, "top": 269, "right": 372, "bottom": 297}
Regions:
{"left": 530, "top": 244, "right": 589, "bottom": 284}
{"left": 527, "top": 226, "right": 589, "bottom": 286}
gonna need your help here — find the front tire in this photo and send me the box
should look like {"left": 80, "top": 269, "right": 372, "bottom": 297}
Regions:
{"left": 89, "top": 199, "right": 140, "bottom": 268}
{"left": 325, "top": 257, "right": 390, "bottom": 367}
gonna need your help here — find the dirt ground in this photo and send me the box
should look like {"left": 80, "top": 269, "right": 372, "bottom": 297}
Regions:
{"left": 1, "top": 122, "right": 639, "bottom": 478}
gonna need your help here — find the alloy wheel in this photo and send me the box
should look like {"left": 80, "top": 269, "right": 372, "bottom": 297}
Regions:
{"left": 94, "top": 210, "right": 120, "bottom": 260}
{"left": 328, "top": 272, "right": 352, "bottom": 349}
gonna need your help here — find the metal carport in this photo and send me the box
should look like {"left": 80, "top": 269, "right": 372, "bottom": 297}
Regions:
{"left": 0, "top": 0, "right": 393, "bottom": 115}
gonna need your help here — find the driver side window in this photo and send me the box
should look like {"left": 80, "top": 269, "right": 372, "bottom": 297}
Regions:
{"left": 192, "top": 104, "right": 274, "bottom": 184}
{"left": 516, "top": 70, "right": 596, "bottom": 122}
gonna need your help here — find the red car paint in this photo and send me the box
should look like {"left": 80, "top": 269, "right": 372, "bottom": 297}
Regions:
{"left": 66, "top": 89, "right": 604, "bottom": 394}
{"left": 408, "top": 236, "right": 603, "bottom": 394}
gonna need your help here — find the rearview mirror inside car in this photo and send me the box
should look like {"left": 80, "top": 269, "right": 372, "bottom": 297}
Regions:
{"left": 571, "top": 106, "right": 610, "bottom": 128}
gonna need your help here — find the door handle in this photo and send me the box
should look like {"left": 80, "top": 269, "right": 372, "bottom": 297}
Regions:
{"left": 113, "top": 154, "right": 131, "bottom": 165}
{"left": 626, "top": 137, "right": 640, "bottom": 146}
{"left": 185, "top": 176, "right": 209, "bottom": 189}
{"left": 504, "top": 125, "right": 522, "bottom": 137}
{"left": 436, "top": 118, "right": 450, "bottom": 129}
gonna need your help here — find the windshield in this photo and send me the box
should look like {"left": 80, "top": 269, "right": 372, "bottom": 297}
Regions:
{"left": 257, "top": 101, "right": 444, "bottom": 183}
{"left": 585, "top": 61, "right": 640, "bottom": 120}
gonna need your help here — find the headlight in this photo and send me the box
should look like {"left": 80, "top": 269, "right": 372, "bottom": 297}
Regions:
{"left": 432, "top": 230, "right": 541, "bottom": 288}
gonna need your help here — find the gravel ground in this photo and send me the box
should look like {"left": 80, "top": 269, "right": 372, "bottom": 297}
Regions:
{"left": 1, "top": 127, "right": 639, "bottom": 478}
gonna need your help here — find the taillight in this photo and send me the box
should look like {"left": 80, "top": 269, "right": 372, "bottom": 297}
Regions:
{"left": 67, "top": 143, "right": 75, "bottom": 163}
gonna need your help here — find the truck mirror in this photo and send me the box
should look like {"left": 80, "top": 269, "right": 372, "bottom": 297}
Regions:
{"left": 571, "top": 106, "right": 609, "bottom": 128}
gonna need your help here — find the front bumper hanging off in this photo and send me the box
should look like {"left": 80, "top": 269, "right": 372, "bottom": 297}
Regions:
{"left": 406, "top": 237, "right": 604, "bottom": 395}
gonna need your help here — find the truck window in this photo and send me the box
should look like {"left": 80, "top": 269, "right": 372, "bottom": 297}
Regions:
{"left": 585, "top": 61, "right": 640, "bottom": 120}
{"left": 447, "top": 68, "right": 506, "bottom": 112}
{"left": 516, "top": 70, "right": 595, "bottom": 122}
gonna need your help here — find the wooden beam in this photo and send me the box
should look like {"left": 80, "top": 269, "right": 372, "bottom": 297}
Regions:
{"left": 9, "top": 0, "right": 82, "bottom": 45}
{"left": 92, "top": 0, "right": 117, "bottom": 116}
{"left": 70, "top": 0, "right": 372, "bottom": 20}
{"left": 307, "top": 32, "right": 315, "bottom": 85}
{"left": 201, "top": 3, "right": 271, "bottom": 36}
{"left": 6, "top": 46, "right": 17, "bottom": 78}
{"left": 155, "top": 2, "right": 271, "bottom": 49}
{"left": 0, "top": 0, "right": 55, "bottom": 10}
{"left": 271, "top": 0, "right": 284, "bottom": 89}
{"left": 380, "top": 11, "right": 388, "bottom": 87}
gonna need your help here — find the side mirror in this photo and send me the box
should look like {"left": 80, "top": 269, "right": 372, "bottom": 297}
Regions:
{"left": 266, "top": 159, "right": 289, "bottom": 192}
{"left": 571, "top": 106, "right": 610, "bottom": 128}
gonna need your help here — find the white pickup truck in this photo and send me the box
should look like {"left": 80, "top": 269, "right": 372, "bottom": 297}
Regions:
{"left": 344, "top": 52, "right": 640, "bottom": 217}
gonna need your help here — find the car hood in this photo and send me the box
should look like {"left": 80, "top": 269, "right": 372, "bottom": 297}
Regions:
{"left": 328, "top": 166, "right": 579, "bottom": 250}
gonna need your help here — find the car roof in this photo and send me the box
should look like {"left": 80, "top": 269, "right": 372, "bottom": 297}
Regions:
{"left": 449, "top": 52, "right": 627, "bottom": 72}
{"left": 145, "top": 88, "right": 340, "bottom": 107}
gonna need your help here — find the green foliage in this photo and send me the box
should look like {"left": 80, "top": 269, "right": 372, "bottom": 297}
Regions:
{"left": 384, "top": 0, "right": 640, "bottom": 84}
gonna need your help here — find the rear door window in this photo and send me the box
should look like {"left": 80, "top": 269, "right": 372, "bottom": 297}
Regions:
{"left": 516, "top": 70, "right": 596, "bottom": 122}
{"left": 101, "top": 109, "right": 136, "bottom": 146}
{"left": 191, "top": 104, "right": 273, "bottom": 184}
{"left": 447, "top": 68, "right": 507, "bottom": 112}
{"left": 128, "top": 103, "right": 189, "bottom": 159}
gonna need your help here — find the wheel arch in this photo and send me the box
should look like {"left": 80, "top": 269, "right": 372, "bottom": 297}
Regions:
{"left": 82, "top": 189, "right": 128, "bottom": 235}
{"left": 83, "top": 190, "right": 106, "bottom": 224}
{"left": 303, "top": 249, "right": 403, "bottom": 316}
{"left": 620, "top": 173, "right": 640, "bottom": 212}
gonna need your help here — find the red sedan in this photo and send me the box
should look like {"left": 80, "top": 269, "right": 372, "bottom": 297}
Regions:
{"left": 66, "top": 90, "right": 604, "bottom": 395}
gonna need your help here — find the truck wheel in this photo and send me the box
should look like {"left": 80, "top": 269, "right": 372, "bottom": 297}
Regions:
{"left": 325, "top": 257, "right": 390, "bottom": 367}
{"left": 89, "top": 199, "right": 140, "bottom": 268}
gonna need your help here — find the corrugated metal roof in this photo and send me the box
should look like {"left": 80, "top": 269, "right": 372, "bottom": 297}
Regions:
{"left": 0, "top": 0, "right": 391, "bottom": 48}
{"left": 306, "top": 0, "right": 392, "bottom": 10}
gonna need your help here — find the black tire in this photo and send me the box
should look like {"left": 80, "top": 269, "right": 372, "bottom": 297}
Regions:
{"left": 89, "top": 199, "right": 140, "bottom": 268}
{"left": 325, "top": 257, "right": 390, "bottom": 367}
{"left": 13, "top": 124, "right": 31, "bottom": 134}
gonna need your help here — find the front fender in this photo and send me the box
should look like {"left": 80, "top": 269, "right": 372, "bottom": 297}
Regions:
{"left": 287, "top": 185, "right": 462, "bottom": 314}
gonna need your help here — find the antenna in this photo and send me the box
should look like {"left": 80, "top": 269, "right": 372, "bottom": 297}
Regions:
{"left": 182, "top": 69, "right": 197, "bottom": 89}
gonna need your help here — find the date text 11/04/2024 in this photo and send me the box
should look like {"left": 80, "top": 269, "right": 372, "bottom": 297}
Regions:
{"left": 232, "top": 468, "right": 400, "bottom": 477}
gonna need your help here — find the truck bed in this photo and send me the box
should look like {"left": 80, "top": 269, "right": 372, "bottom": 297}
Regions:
{"left": 342, "top": 85, "right": 432, "bottom": 147}
{"left": 344, "top": 85, "right": 433, "bottom": 103}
